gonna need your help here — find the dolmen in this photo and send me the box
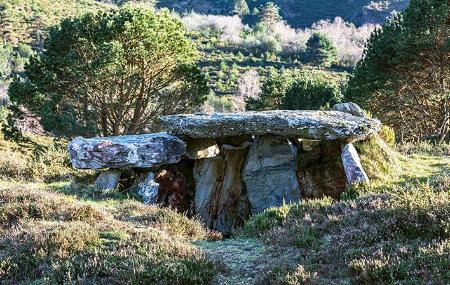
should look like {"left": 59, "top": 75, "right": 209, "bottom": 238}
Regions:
{"left": 68, "top": 103, "right": 380, "bottom": 234}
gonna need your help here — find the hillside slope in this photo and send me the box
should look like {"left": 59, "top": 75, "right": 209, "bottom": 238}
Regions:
{"left": 157, "top": 0, "right": 410, "bottom": 27}
{"left": 0, "top": 0, "right": 111, "bottom": 46}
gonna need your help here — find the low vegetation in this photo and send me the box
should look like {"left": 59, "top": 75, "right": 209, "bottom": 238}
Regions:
{"left": 0, "top": 183, "right": 215, "bottom": 284}
{"left": 238, "top": 138, "right": 450, "bottom": 284}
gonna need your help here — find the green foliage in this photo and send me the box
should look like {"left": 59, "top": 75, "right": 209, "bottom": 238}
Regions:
{"left": 346, "top": 0, "right": 450, "bottom": 141}
{"left": 247, "top": 68, "right": 345, "bottom": 111}
{"left": 282, "top": 73, "right": 342, "bottom": 110}
{"left": 355, "top": 135, "right": 401, "bottom": 183}
{"left": 258, "top": 2, "right": 282, "bottom": 27}
{"left": 239, "top": 204, "right": 291, "bottom": 237}
{"left": 379, "top": 125, "right": 396, "bottom": 147}
{"left": 0, "top": 0, "right": 111, "bottom": 46}
{"left": 305, "top": 32, "right": 337, "bottom": 67}
{"left": 9, "top": 7, "right": 207, "bottom": 137}
{"left": 0, "top": 135, "right": 74, "bottom": 182}
{"left": 233, "top": 0, "right": 250, "bottom": 16}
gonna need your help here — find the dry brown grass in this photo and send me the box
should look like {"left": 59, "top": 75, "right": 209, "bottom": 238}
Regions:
{"left": 0, "top": 183, "right": 216, "bottom": 284}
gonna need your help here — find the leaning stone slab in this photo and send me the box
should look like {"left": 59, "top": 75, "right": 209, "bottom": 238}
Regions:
{"left": 160, "top": 110, "right": 381, "bottom": 142}
{"left": 68, "top": 133, "right": 186, "bottom": 169}
{"left": 341, "top": 143, "right": 369, "bottom": 184}
{"left": 94, "top": 170, "right": 122, "bottom": 193}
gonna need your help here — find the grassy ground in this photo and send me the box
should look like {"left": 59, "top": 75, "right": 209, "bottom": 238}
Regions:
{"left": 222, "top": 142, "right": 450, "bottom": 284}
{"left": 0, "top": 182, "right": 216, "bottom": 284}
{"left": 0, "top": 135, "right": 216, "bottom": 284}
{"left": 0, "top": 134, "right": 448, "bottom": 284}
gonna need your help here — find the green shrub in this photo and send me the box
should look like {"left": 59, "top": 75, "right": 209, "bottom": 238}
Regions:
{"left": 379, "top": 125, "right": 396, "bottom": 147}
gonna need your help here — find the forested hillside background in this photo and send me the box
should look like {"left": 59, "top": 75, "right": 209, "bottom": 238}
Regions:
{"left": 2, "top": 0, "right": 405, "bottom": 126}
{"left": 158, "top": 0, "right": 409, "bottom": 27}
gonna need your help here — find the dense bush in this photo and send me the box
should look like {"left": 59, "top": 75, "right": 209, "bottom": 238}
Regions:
{"left": 247, "top": 68, "right": 345, "bottom": 111}
{"left": 282, "top": 72, "right": 342, "bottom": 109}
{"left": 305, "top": 32, "right": 337, "bottom": 67}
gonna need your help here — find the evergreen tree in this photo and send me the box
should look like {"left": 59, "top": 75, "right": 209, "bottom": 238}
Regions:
{"left": 346, "top": 0, "right": 450, "bottom": 141}
{"left": 258, "top": 2, "right": 282, "bottom": 28}
{"left": 233, "top": 0, "right": 250, "bottom": 16}
{"left": 305, "top": 32, "right": 337, "bottom": 67}
{"left": 9, "top": 7, "right": 208, "bottom": 137}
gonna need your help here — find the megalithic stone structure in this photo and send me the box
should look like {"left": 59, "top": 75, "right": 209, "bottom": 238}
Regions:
{"left": 68, "top": 105, "right": 378, "bottom": 233}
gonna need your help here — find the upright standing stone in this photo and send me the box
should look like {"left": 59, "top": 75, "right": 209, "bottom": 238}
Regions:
{"left": 341, "top": 143, "right": 369, "bottom": 184}
{"left": 193, "top": 148, "right": 250, "bottom": 235}
{"left": 94, "top": 170, "right": 122, "bottom": 193}
{"left": 243, "top": 135, "right": 301, "bottom": 214}
{"left": 136, "top": 172, "right": 159, "bottom": 205}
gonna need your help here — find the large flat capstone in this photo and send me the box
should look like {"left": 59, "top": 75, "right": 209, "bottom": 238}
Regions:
{"left": 160, "top": 110, "right": 381, "bottom": 142}
{"left": 68, "top": 133, "right": 186, "bottom": 169}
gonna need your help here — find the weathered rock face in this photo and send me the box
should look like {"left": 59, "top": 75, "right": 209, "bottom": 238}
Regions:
{"left": 68, "top": 133, "right": 186, "bottom": 169}
{"left": 341, "top": 143, "right": 370, "bottom": 184}
{"left": 160, "top": 110, "right": 381, "bottom": 142}
{"left": 243, "top": 135, "right": 301, "bottom": 214}
{"left": 136, "top": 172, "right": 159, "bottom": 205}
{"left": 333, "top": 102, "right": 367, "bottom": 118}
{"left": 193, "top": 148, "right": 250, "bottom": 235}
{"left": 155, "top": 166, "right": 192, "bottom": 212}
{"left": 94, "top": 170, "right": 122, "bottom": 193}
{"left": 184, "top": 138, "right": 220, "bottom": 159}
{"left": 296, "top": 141, "right": 347, "bottom": 200}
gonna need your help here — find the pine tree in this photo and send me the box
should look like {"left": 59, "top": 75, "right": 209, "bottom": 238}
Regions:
{"left": 258, "top": 2, "right": 282, "bottom": 28}
{"left": 233, "top": 0, "right": 249, "bottom": 16}
{"left": 305, "top": 33, "right": 337, "bottom": 67}
{"left": 346, "top": 0, "right": 450, "bottom": 141}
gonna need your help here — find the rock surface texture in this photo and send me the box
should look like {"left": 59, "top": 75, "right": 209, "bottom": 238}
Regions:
{"left": 296, "top": 141, "right": 347, "bottom": 200}
{"left": 94, "top": 170, "right": 122, "bottom": 192}
{"left": 243, "top": 135, "right": 301, "bottom": 214}
{"left": 161, "top": 110, "right": 381, "bottom": 142}
{"left": 184, "top": 138, "right": 220, "bottom": 159}
{"left": 68, "top": 133, "right": 186, "bottom": 169}
{"left": 333, "top": 102, "right": 367, "bottom": 117}
{"left": 136, "top": 172, "right": 159, "bottom": 205}
{"left": 193, "top": 148, "right": 251, "bottom": 234}
{"left": 341, "top": 143, "right": 370, "bottom": 184}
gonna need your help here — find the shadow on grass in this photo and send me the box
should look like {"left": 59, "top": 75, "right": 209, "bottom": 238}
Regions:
{"left": 47, "top": 178, "right": 141, "bottom": 204}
